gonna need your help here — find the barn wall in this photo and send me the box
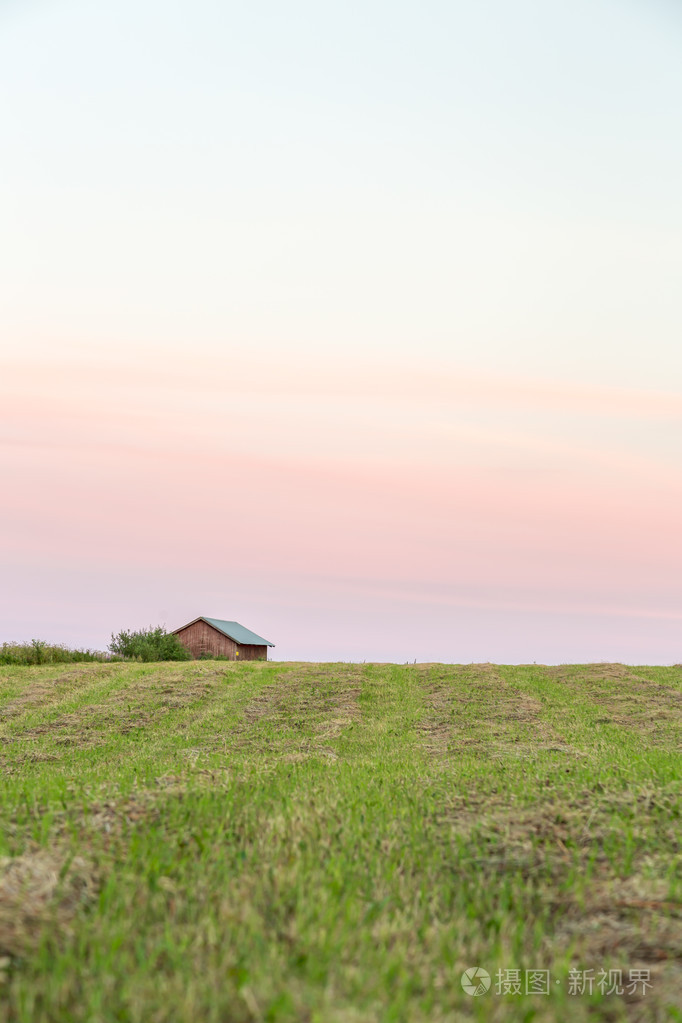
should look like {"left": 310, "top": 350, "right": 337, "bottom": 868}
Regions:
{"left": 235, "top": 644, "right": 268, "bottom": 661}
{"left": 173, "top": 622, "right": 270, "bottom": 660}
{"left": 174, "top": 620, "right": 237, "bottom": 659}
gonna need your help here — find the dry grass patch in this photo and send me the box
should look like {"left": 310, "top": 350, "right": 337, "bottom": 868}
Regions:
{"left": 0, "top": 848, "right": 99, "bottom": 960}
{"left": 236, "top": 665, "right": 362, "bottom": 760}
{"left": 547, "top": 664, "right": 682, "bottom": 747}
{"left": 0, "top": 665, "right": 119, "bottom": 721}
{"left": 0, "top": 665, "right": 227, "bottom": 771}
{"left": 416, "top": 663, "right": 569, "bottom": 760}
{"left": 553, "top": 875, "right": 682, "bottom": 1022}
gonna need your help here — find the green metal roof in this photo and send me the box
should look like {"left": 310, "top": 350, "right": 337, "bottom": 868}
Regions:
{"left": 202, "top": 618, "right": 274, "bottom": 647}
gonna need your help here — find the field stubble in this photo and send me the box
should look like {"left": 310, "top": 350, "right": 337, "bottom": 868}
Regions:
{"left": 0, "top": 660, "right": 680, "bottom": 1022}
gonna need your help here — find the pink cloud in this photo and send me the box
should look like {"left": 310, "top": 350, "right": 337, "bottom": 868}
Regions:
{"left": 4, "top": 353, "right": 682, "bottom": 420}
{"left": 2, "top": 350, "right": 681, "bottom": 659}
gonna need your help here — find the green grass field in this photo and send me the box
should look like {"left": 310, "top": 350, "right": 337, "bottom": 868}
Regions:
{"left": 1, "top": 660, "right": 680, "bottom": 1022}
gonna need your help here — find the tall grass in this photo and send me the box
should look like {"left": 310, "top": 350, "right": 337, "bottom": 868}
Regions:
{"left": 1, "top": 626, "right": 192, "bottom": 666}
{"left": 0, "top": 641, "right": 109, "bottom": 666}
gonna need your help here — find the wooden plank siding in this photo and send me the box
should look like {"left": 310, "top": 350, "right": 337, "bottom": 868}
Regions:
{"left": 174, "top": 620, "right": 268, "bottom": 660}
{"left": 233, "top": 644, "right": 269, "bottom": 661}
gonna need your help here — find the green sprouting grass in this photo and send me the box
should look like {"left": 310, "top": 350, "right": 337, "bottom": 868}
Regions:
{"left": 0, "top": 660, "right": 680, "bottom": 1022}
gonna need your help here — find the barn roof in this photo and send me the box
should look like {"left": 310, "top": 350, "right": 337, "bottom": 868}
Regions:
{"left": 174, "top": 617, "right": 275, "bottom": 647}
{"left": 204, "top": 618, "right": 275, "bottom": 647}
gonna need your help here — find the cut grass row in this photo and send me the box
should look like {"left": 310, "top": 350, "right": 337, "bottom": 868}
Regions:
{"left": 0, "top": 661, "right": 680, "bottom": 1022}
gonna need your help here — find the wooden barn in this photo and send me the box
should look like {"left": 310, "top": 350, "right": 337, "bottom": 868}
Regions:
{"left": 171, "top": 617, "right": 274, "bottom": 661}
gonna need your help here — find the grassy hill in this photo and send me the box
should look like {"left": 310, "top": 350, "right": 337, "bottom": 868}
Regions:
{"left": 1, "top": 660, "right": 680, "bottom": 1022}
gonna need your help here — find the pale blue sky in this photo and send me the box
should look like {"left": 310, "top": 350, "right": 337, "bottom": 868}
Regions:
{"left": 2, "top": 0, "right": 682, "bottom": 388}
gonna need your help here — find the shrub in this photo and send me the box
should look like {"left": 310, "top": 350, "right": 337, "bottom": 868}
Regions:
{"left": 108, "top": 626, "right": 191, "bottom": 662}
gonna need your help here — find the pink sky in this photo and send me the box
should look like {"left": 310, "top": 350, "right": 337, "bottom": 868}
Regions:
{"left": 2, "top": 351, "right": 681, "bottom": 662}
{"left": 2, "top": 1, "right": 682, "bottom": 662}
